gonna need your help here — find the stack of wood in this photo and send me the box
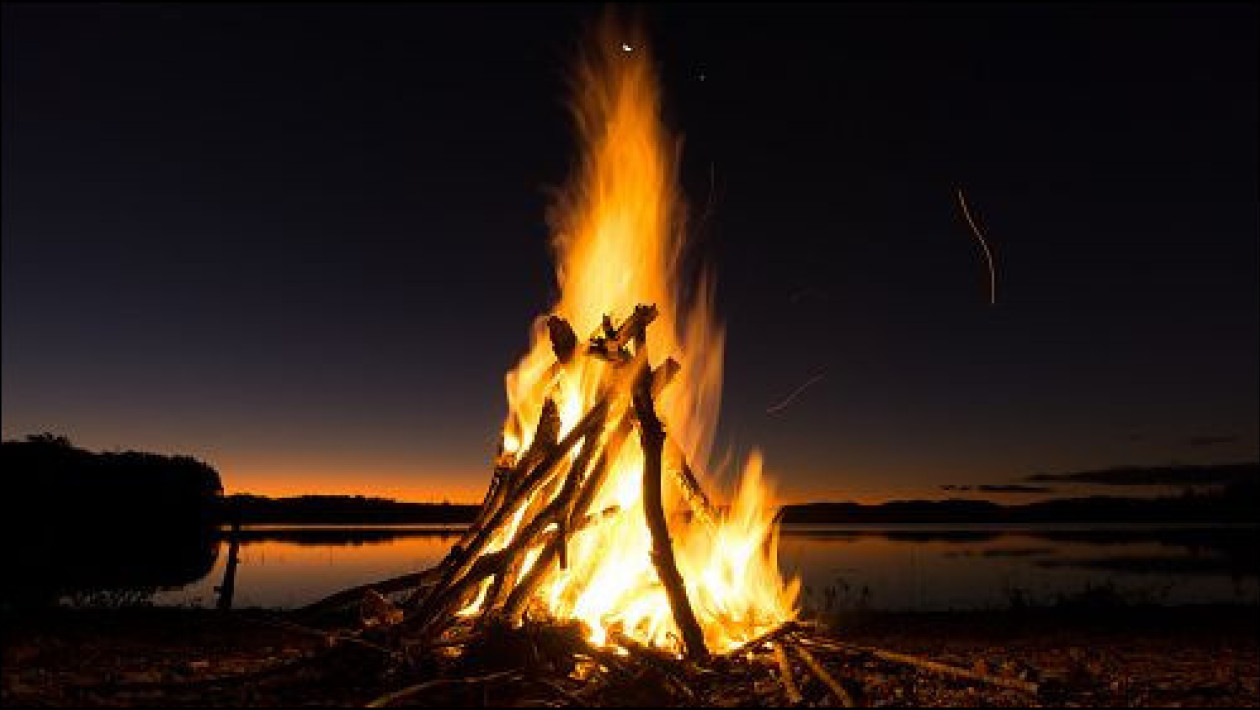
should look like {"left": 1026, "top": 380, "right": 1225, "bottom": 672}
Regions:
{"left": 347, "top": 619, "right": 1042, "bottom": 707}
{"left": 398, "top": 304, "right": 718, "bottom": 660}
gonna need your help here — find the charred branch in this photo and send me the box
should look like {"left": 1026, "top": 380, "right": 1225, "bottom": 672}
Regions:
{"left": 546, "top": 315, "right": 579, "bottom": 363}
{"left": 587, "top": 304, "right": 658, "bottom": 362}
{"left": 632, "top": 362, "right": 709, "bottom": 661}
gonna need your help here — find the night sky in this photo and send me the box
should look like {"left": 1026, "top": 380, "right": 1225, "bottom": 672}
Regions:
{"left": 3, "top": 3, "right": 1256, "bottom": 503}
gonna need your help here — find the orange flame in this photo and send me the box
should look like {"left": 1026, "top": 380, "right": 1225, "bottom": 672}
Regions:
{"left": 475, "top": 16, "right": 798, "bottom": 653}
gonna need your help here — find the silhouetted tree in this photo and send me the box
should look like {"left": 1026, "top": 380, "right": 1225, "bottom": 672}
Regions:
{"left": 1, "top": 435, "right": 223, "bottom": 607}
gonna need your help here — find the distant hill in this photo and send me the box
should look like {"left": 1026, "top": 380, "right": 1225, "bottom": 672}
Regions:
{"left": 782, "top": 475, "right": 1259, "bottom": 524}
{"left": 1024, "top": 461, "right": 1258, "bottom": 487}
{"left": 229, "top": 474, "right": 1260, "bottom": 526}
{"left": 225, "top": 494, "right": 478, "bottom": 525}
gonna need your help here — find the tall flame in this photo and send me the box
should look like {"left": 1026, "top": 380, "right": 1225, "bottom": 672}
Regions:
{"left": 480, "top": 16, "right": 798, "bottom": 653}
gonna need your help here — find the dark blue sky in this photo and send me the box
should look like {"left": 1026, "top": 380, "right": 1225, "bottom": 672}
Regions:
{"left": 3, "top": 3, "right": 1256, "bottom": 502}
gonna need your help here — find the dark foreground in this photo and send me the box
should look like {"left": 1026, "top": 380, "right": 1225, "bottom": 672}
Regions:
{"left": 3, "top": 605, "right": 1256, "bottom": 707}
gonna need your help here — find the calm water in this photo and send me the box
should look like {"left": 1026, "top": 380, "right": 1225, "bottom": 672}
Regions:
{"left": 148, "top": 524, "right": 1260, "bottom": 611}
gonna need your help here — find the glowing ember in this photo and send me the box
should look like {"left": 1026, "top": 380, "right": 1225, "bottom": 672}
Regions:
{"left": 451, "top": 16, "right": 799, "bottom": 655}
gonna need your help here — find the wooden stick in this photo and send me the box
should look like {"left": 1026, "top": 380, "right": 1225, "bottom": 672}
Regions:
{"left": 650, "top": 357, "right": 681, "bottom": 397}
{"left": 298, "top": 568, "right": 439, "bottom": 617}
{"left": 632, "top": 358, "right": 708, "bottom": 661}
{"left": 479, "top": 448, "right": 611, "bottom": 618}
{"left": 250, "top": 615, "right": 394, "bottom": 655}
{"left": 364, "top": 670, "right": 521, "bottom": 708}
{"left": 587, "top": 304, "right": 658, "bottom": 362}
{"left": 481, "top": 481, "right": 551, "bottom": 612}
{"left": 772, "top": 641, "right": 803, "bottom": 705}
{"left": 547, "top": 315, "right": 578, "bottom": 363}
{"left": 486, "top": 462, "right": 569, "bottom": 610}
{"left": 797, "top": 635, "right": 1040, "bottom": 695}
{"left": 609, "top": 632, "right": 698, "bottom": 703}
{"left": 554, "top": 407, "right": 608, "bottom": 569}
{"left": 665, "top": 440, "right": 719, "bottom": 531}
{"left": 788, "top": 638, "right": 856, "bottom": 707}
{"left": 725, "top": 621, "right": 801, "bottom": 657}
{"left": 505, "top": 398, "right": 563, "bottom": 497}
{"left": 460, "top": 460, "right": 513, "bottom": 554}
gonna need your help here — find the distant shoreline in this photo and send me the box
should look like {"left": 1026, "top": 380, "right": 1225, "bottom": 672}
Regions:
{"left": 218, "top": 490, "right": 1260, "bottom": 526}
{"left": 214, "top": 520, "right": 1260, "bottom": 531}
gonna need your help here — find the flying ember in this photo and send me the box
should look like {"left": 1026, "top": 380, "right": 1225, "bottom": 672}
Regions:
{"left": 409, "top": 16, "right": 799, "bottom": 657}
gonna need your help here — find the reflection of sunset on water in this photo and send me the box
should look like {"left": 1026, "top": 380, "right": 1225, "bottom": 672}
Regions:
{"left": 159, "top": 532, "right": 459, "bottom": 609}
{"left": 156, "top": 527, "right": 1258, "bottom": 612}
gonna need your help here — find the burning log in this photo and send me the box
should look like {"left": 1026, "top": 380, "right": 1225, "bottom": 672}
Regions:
{"left": 631, "top": 356, "right": 709, "bottom": 660}
{"left": 586, "top": 304, "right": 658, "bottom": 362}
{"left": 666, "top": 440, "right": 719, "bottom": 531}
{"left": 546, "top": 315, "right": 578, "bottom": 363}
{"left": 726, "top": 621, "right": 803, "bottom": 657}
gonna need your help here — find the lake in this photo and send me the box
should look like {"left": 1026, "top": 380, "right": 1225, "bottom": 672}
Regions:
{"left": 149, "top": 524, "right": 1259, "bottom": 611}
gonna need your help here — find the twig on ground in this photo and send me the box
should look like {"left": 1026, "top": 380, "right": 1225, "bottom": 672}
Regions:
{"left": 789, "top": 637, "right": 856, "bottom": 707}
{"left": 772, "top": 641, "right": 803, "bottom": 704}
{"left": 364, "top": 670, "right": 522, "bottom": 708}
{"left": 798, "top": 635, "right": 1040, "bottom": 695}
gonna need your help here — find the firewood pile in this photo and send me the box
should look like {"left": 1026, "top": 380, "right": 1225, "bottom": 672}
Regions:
{"left": 275, "top": 607, "right": 1043, "bottom": 708}
{"left": 398, "top": 304, "right": 714, "bottom": 659}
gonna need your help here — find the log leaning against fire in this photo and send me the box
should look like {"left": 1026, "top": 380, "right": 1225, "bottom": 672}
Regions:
{"left": 398, "top": 305, "right": 719, "bottom": 660}
{"left": 631, "top": 333, "right": 709, "bottom": 659}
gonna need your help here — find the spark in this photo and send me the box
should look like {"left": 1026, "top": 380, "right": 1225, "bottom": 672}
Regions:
{"left": 766, "top": 373, "right": 826, "bottom": 416}
{"left": 956, "top": 187, "right": 997, "bottom": 305}
{"left": 621, "top": 43, "right": 633, "bottom": 53}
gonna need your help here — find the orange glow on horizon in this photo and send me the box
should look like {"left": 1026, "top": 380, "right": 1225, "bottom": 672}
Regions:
{"left": 216, "top": 458, "right": 488, "bottom": 504}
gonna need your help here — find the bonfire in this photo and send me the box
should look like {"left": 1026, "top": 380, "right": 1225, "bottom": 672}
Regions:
{"left": 293, "top": 16, "right": 1042, "bottom": 707}
{"left": 402, "top": 16, "right": 798, "bottom": 659}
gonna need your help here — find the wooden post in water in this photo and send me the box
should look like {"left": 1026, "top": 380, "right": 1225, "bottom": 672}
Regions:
{"left": 216, "top": 513, "right": 241, "bottom": 611}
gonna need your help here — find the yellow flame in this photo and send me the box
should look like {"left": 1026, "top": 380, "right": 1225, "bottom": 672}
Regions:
{"left": 481, "top": 15, "right": 797, "bottom": 653}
